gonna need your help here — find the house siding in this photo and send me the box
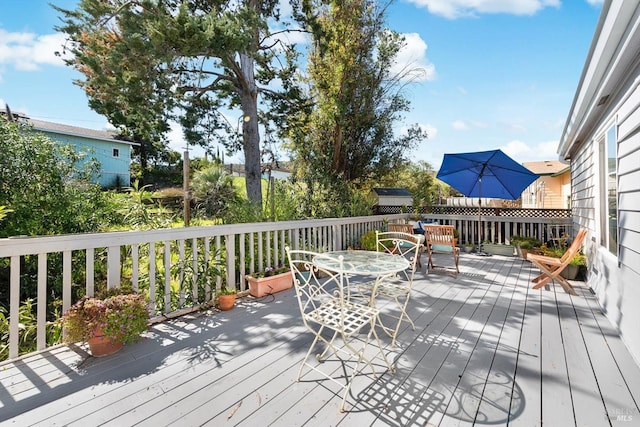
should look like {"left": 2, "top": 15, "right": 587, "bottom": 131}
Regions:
{"left": 45, "top": 132, "right": 132, "bottom": 187}
{"left": 574, "top": 70, "right": 640, "bottom": 365}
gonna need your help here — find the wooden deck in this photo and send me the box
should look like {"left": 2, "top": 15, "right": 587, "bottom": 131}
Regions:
{"left": 2, "top": 253, "right": 640, "bottom": 426}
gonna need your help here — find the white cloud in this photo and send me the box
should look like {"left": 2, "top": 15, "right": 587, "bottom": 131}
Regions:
{"left": 501, "top": 122, "right": 527, "bottom": 132}
{"left": 452, "top": 119, "right": 488, "bottom": 131}
{"left": 457, "top": 86, "right": 467, "bottom": 95}
{"left": 421, "top": 123, "right": 438, "bottom": 139}
{"left": 0, "top": 30, "right": 67, "bottom": 74}
{"left": 501, "top": 140, "right": 531, "bottom": 158}
{"left": 391, "top": 33, "right": 436, "bottom": 82}
{"left": 537, "top": 140, "right": 561, "bottom": 158}
{"left": 407, "top": 0, "right": 560, "bottom": 19}
{"left": 500, "top": 139, "right": 560, "bottom": 162}
{"left": 452, "top": 120, "right": 469, "bottom": 131}
{"left": 586, "top": 0, "right": 603, "bottom": 5}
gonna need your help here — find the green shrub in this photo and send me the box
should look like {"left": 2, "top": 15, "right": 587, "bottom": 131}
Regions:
{"left": 360, "top": 230, "right": 378, "bottom": 251}
{"left": 570, "top": 253, "right": 587, "bottom": 266}
{"left": 0, "top": 119, "right": 108, "bottom": 237}
{"left": 0, "top": 298, "right": 62, "bottom": 361}
{"left": 512, "top": 235, "right": 541, "bottom": 248}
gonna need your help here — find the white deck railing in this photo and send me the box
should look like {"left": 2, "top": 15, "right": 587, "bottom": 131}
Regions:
{"left": 0, "top": 211, "right": 571, "bottom": 361}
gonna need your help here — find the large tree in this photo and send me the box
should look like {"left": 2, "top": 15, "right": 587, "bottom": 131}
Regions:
{"left": 289, "top": 0, "right": 427, "bottom": 199}
{"left": 54, "top": 0, "right": 302, "bottom": 204}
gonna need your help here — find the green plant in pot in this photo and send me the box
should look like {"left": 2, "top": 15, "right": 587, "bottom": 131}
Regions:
{"left": 218, "top": 283, "right": 238, "bottom": 311}
{"left": 61, "top": 289, "right": 149, "bottom": 357}
{"left": 359, "top": 230, "right": 378, "bottom": 251}
{"left": 512, "top": 236, "right": 542, "bottom": 259}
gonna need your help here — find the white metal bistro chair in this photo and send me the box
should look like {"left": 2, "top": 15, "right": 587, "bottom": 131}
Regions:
{"left": 355, "top": 231, "right": 421, "bottom": 347}
{"left": 286, "top": 247, "right": 395, "bottom": 412}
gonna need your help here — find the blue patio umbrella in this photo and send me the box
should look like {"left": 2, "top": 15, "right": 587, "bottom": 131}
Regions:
{"left": 436, "top": 149, "right": 538, "bottom": 254}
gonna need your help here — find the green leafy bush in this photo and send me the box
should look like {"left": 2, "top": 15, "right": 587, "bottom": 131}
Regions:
{"left": 512, "top": 235, "right": 541, "bottom": 249}
{"left": 0, "top": 119, "right": 108, "bottom": 237}
{"left": 360, "top": 230, "right": 378, "bottom": 251}
{"left": 0, "top": 298, "right": 62, "bottom": 361}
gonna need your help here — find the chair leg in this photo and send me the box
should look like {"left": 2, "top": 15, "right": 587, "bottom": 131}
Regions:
{"left": 531, "top": 272, "right": 578, "bottom": 296}
{"left": 556, "top": 275, "right": 578, "bottom": 296}
{"left": 532, "top": 276, "right": 552, "bottom": 289}
{"left": 532, "top": 272, "right": 546, "bottom": 283}
{"left": 376, "top": 294, "right": 415, "bottom": 347}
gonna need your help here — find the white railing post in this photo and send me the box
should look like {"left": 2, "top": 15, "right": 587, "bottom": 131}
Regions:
{"left": 107, "top": 246, "right": 120, "bottom": 290}
{"left": 226, "top": 234, "right": 235, "bottom": 292}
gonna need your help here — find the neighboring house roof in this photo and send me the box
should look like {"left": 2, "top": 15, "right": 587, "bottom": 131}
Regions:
{"left": 372, "top": 187, "right": 412, "bottom": 197}
{"left": 2, "top": 111, "right": 138, "bottom": 146}
{"left": 29, "top": 118, "right": 139, "bottom": 146}
{"left": 522, "top": 160, "right": 570, "bottom": 176}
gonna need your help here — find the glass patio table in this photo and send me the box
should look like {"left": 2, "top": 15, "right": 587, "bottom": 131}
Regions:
{"left": 313, "top": 250, "right": 410, "bottom": 277}
{"left": 313, "top": 250, "right": 410, "bottom": 307}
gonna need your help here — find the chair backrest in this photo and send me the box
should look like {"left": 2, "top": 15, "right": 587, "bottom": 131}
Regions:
{"left": 285, "top": 248, "right": 346, "bottom": 324}
{"left": 388, "top": 224, "right": 415, "bottom": 235}
{"left": 375, "top": 231, "right": 421, "bottom": 280}
{"left": 424, "top": 225, "right": 457, "bottom": 252}
{"left": 559, "top": 228, "right": 588, "bottom": 264}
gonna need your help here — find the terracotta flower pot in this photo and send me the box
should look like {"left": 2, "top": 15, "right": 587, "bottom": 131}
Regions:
{"left": 87, "top": 326, "right": 124, "bottom": 357}
{"left": 246, "top": 271, "right": 293, "bottom": 298}
{"left": 218, "top": 293, "right": 237, "bottom": 311}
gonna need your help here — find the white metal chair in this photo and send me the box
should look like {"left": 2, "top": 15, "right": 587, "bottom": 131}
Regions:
{"left": 387, "top": 223, "right": 425, "bottom": 268}
{"left": 355, "top": 231, "right": 421, "bottom": 347}
{"left": 286, "top": 247, "right": 395, "bottom": 412}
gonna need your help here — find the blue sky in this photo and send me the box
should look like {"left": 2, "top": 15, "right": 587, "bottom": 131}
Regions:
{"left": 0, "top": 0, "right": 603, "bottom": 168}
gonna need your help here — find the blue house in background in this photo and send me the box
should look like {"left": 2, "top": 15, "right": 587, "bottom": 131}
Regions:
{"left": 28, "top": 118, "right": 137, "bottom": 188}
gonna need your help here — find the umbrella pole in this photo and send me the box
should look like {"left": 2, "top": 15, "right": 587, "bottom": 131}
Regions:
{"left": 476, "top": 177, "right": 491, "bottom": 256}
{"left": 478, "top": 197, "right": 482, "bottom": 253}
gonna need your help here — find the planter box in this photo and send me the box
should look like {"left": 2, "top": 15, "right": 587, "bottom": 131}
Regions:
{"left": 560, "top": 264, "right": 579, "bottom": 280}
{"left": 482, "top": 243, "right": 515, "bottom": 256}
{"left": 246, "top": 271, "right": 293, "bottom": 298}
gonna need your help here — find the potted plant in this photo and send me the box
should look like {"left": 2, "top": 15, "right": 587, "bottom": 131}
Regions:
{"left": 562, "top": 252, "right": 587, "bottom": 280}
{"left": 245, "top": 266, "right": 292, "bottom": 298}
{"left": 462, "top": 242, "right": 475, "bottom": 253}
{"left": 359, "top": 229, "right": 378, "bottom": 251}
{"left": 61, "top": 290, "right": 149, "bottom": 357}
{"left": 217, "top": 284, "right": 237, "bottom": 311}
{"left": 481, "top": 241, "right": 515, "bottom": 256}
{"left": 512, "top": 236, "right": 543, "bottom": 260}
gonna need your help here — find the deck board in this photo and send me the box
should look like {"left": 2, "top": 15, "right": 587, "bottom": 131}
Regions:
{"left": 508, "top": 263, "right": 542, "bottom": 427}
{"left": 1, "top": 253, "right": 639, "bottom": 426}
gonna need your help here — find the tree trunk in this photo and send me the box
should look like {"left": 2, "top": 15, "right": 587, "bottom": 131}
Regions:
{"left": 239, "top": 53, "right": 262, "bottom": 205}
{"left": 238, "top": 0, "right": 263, "bottom": 206}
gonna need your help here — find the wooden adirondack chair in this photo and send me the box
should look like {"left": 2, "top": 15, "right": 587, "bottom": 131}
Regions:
{"left": 527, "top": 228, "right": 587, "bottom": 296}
{"left": 423, "top": 225, "right": 460, "bottom": 275}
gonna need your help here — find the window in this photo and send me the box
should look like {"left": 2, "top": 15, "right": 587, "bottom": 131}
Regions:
{"left": 113, "top": 148, "right": 120, "bottom": 158}
{"left": 600, "top": 125, "right": 617, "bottom": 255}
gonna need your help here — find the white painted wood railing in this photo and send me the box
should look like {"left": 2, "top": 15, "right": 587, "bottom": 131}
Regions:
{"left": 0, "top": 214, "right": 400, "bottom": 360}
{"left": 0, "top": 211, "right": 571, "bottom": 361}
